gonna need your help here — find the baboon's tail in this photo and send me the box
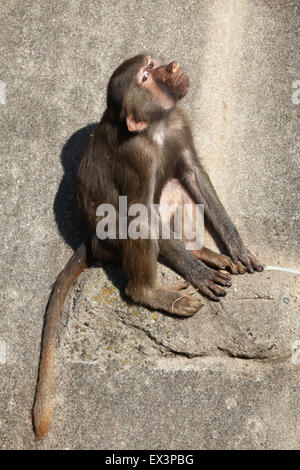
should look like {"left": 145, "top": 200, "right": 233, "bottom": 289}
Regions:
{"left": 33, "top": 242, "right": 88, "bottom": 440}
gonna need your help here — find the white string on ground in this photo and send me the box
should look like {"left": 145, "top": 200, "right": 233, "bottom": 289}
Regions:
{"left": 265, "top": 266, "right": 300, "bottom": 276}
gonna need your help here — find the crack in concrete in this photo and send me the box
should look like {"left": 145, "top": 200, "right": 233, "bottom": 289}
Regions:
{"left": 115, "top": 309, "right": 276, "bottom": 362}
{"left": 217, "top": 346, "right": 269, "bottom": 360}
{"left": 115, "top": 309, "right": 206, "bottom": 359}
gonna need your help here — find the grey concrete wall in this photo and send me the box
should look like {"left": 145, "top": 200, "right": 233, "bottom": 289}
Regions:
{"left": 0, "top": 0, "right": 299, "bottom": 449}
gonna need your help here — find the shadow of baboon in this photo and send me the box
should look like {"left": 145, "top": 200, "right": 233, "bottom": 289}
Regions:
{"left": 54, "top": 123, "right": 98, "bottom": 250}
{"left": 53, "top": 121, "right": 130, "bottom": 297}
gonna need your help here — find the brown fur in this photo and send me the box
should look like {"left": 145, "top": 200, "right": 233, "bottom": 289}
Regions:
{"left": 33, "top": 243, "right": 88, "bottom": 440}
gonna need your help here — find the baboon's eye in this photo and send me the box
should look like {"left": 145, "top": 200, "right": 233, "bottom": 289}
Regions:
{"left": 148, "top": 60, "right": 154, "bottom": 69}
{"left": 142, "top": 72, "right": 149, "bottom": 82}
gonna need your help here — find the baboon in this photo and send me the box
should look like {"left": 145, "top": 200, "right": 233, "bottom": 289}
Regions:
{"left": 33, "top": 54, "right": 263, "bottom": 439}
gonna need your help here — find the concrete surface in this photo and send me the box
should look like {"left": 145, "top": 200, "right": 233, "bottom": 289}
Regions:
{"left": 0, "top": 0, "right": 299, "bottom": 449}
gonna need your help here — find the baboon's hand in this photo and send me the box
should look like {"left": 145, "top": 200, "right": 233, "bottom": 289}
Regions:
{"left": 193, "top": 267, "right": 232, "bottom": 301}
{"left": 228, "top": 244, "right": 264, "bottom": 274}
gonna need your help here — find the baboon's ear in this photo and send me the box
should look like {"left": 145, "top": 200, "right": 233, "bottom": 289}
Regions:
{"left": 126, "top": 115, "right": 148, "bottom": 132}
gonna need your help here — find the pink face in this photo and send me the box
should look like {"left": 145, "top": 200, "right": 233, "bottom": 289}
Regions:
{"left": 136, "top": 55, "right": 190, "bottom": 109}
